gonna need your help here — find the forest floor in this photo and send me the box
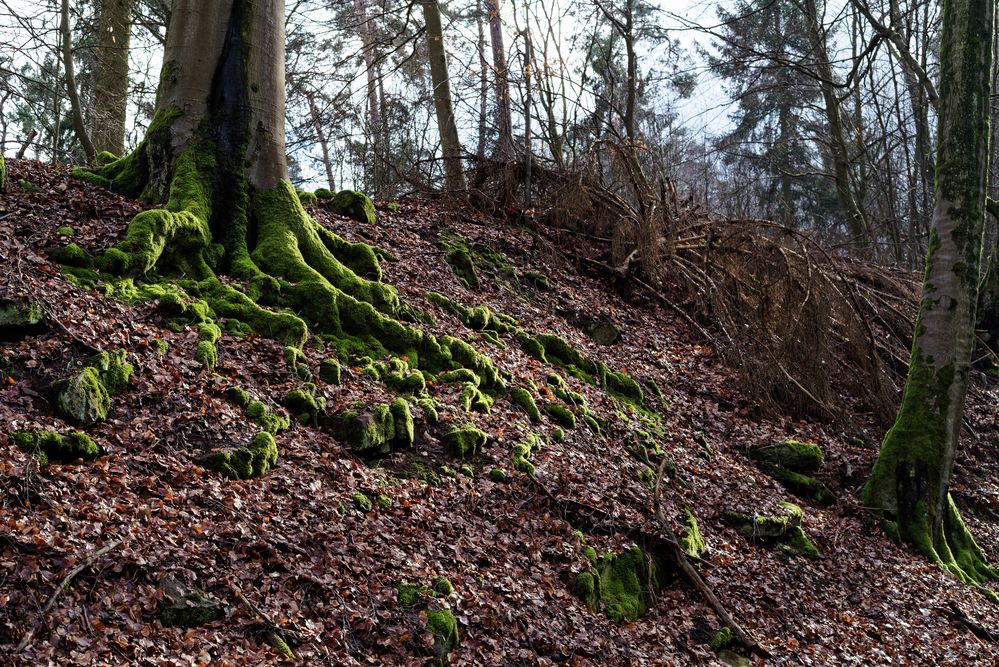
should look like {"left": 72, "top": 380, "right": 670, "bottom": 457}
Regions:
{"left": 1, "top": 159, "right": 997, "bottom": 666}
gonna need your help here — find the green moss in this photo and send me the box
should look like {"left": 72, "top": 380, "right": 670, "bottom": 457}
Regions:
{"left": 445, "top": 246, "right": 479, "bottom": 290}
{"left": 458, "top": 382, "right": 493, "bottom": 413}
{"left": 544, "top": 403, "right": 576, "bottom": 429}
{"left": 285, "top": 388, "right": 323, "bottom": 423}
{"left": 353, "top": 492, "right": 373, "bottom": 512}
{"left": 315, "top": 188, "right": 334, "bottom": 200}
{"left": 50, "top": 243, "right": 91, "bottom": 269}
{"left": 439, "top": 368, "right": 479, "bottom": 385}
{"left": 226, "top": 386, "right": 250, "bottom": 407}
{"left": 415, "top": 397, "right": 440, "bottom": 424}
{"left": 509, "top": 387, "right": 541, "bottom": 422}
{"left": 328, "top": 190, "right": 376, "bottom": 224}
{"left": 86, "top": 349, "right": 133, "bottom": 396}
{"left": 11, "top": 429, "right": 99, "bottom": 464}
{"left": 397, "top": 582, "right": 427, "bottom": 608}
{"left": 376, "top": 494, "right": 393, "bottom": 510}
{"left": 54, "top": 367, "right": 111, "bottom": 427}
{"left": 152, "top": 338, "right": 170, "bottom": 354}
{"left": 333, "top": 403, "right": 408, "bottom": 456}
{"left": 159, "top": 589, "right": 221, "bottom": 628}
{"left": 489, "top": 467, "right": 508, "bottom": 482}
{"left": 572, "top": 572, "right": 598, "bottom": 609}
{"left": 195, "top": 340, "right": 217, "bottom": 370}
{"left": 511, "top": 434, "right": 542, "bottom": 476}
{"left": 679, "top": 508, "right": 707, "bottom": 559}
{"left": 431, "top": 576, "right": 454, "bottom": 596}
{"left": 442, "top": 423, "right": 486, "bottom": 458}
{"left": 202, "top": 431, "right": 279, "bottom": 480}
{"left": 710, "top": 627, "right": 733, "bottom": 652}
{"left": 56, "top": 225, "right": 75, "bottom": 236}
{"left": 522, "top": 271, "right": 550, "bottom": 290}
{"left": 597, "top": 546, "right": 661, "bottom": 623}
{"left": 18, "top": 179, "right": 40, "bottom": 193}
{"left": 320, "top": 358, "right": 342, "bottom": 384}
{"left": 426, "top": 609, "right": 459, "bottom": 664}
{"left": 582, "top": 545, "right": 598, "bottom": 563}
{"left": 599, "top": 364, "right": 644, "bottom": 405}
{"left": 244, "top": 401, "right": 290, "bottom": 435}
{"left": 246, "top": 400, "right": 267, "bottom": 420}
{"left": 749, "top": 440, "right": 823, "bottom": 474}
{"left": 390, "top": 398, "right": 415, "bottom": 448}
{"left": 756, "top": 462, "right": 835, "bottom": 506}
{"left": 298, "top": 190, "right": 318, "bottom": 206}
{"left": 551, "top": 427, "right": 565, "bottom": 443}
{"left": 387, "top": 202, "right": 399, "bottom": 212}
{"left": 724, "top": 502, "right": 818, "bottom": 558}
{"left": 95, "top": 151, "right": 118, "bottom": 166}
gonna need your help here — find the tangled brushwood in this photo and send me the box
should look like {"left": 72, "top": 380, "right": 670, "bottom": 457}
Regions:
{"left": 467, "top": 147, "right": 921, "bottom": 425}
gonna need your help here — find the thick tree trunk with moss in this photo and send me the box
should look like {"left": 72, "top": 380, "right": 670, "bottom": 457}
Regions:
{"left": 421, "top": 0, "right": 466, "bottom": 191}
{"left": 860, "top": 0, "right": 997, "bottom": 585}
{"left": 92, "top": 0, "right": 134, "bottom": 156}
{"left": 73, "top": 0, "right": 497, "bottom": 404}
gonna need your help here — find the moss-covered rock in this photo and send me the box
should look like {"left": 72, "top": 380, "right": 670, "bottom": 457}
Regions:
{"left": 426, "top": 609, "right": 459, "bottom": 664}
{"left": 397, "top": 582, "right": 427, "bottom": 608}
{"left": 10, "top": 429, "right": 99, "bottom": 465}
{"left": 679, "top": 508, "right": 707, "bottom": 559}
{"left": 245, "top": 400, "right": 291, "bottom": 435}
{"left": 332, "top": 403, "right": 402, "bottom": 456}
{"left": 509, "top": 387, "right": 541, "bottom": 422}
{"left": 50, "top": 243, "right": 91, "bottom": 267}
{"left": 390, "top": 398, "right": 415, "bottom": 448}
{"left": 0, "top": 298, "right": 46, "bottom": 341}
{"left": 56, "top": 225, "right": 76, "bottom": 236}
{"left": 438, "top": 368, "right": 479, "bottom": 386}
{"left": 87, "top": 349, "right": 133, "bottom": 395}
{"left": 158, "top": 576, "right": 222, "bottom": 628}
{"left": 18, "top": 179, "right": 40, "bottom": 193}
{"left": 583, "top": 318, "right": 621, "bottom": 346}
{"left": 571, "top": 546, "right": 664, "bottom": 623}
{"left": 431, "top": 576, "right": 454, "bottom": 596}
{"left": 458, "top": 382, "right": 493, "bottom": 413}
{"left": 711, "top": 626, "right": 733, "bottom": 652}
{"left": 724, "top": 502, "right": 819, "bottom": 558}
{"left": 444, "top": 245, "right": 479, "bottom": 290}
{"left": 488, "top": 467, "right": 508, "bottom": 482}
{"left": 226, "top": 386, "right": 250, "bottom": 407}
{"left": 328, "top": 190, "right": 376, "bottom": 224}
{"left": 202, "top": 431, "right": 279, "bottom": 480}
{"left": 353, "top": 492, "right": 373, "bottom": 512}
{"left": 320, "top": 358, "right": 342, "bottom": 384}
{"left": 297, "top": 190, "right": 318, "bottom": 206}
{"left": 53, "top": 367, "right": 111, "bottom": 427}
{"left": 572, "top": 571, "right": 599, "bottom": 609}
{"left": 376, "top": 493, "right": 393, "bottom": 510}
{"left": 757, "top": 462, "right": 835, "bottom": 506}
{"left": 442, "top": 423, "right": 486, "bottom": 458}
{"left": 544, "top": 403, "right": 576, "bottom": 429}
{"left": 749, "top": 440, "right": 823, "bottom": 474}
{"left": 285, "top": 388, "right": 324, "bottom": 423}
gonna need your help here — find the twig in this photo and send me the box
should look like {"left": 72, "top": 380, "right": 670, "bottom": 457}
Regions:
{"left": 15, "top": 536, "right": 125, "bottom": 653}
{"left": 230, "top": 584, "right": 298, "bottom": 660}
{"left": 936, "top": 602, "right": 998, "bottom": 643}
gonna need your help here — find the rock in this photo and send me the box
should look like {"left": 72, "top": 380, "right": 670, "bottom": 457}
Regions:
{"left": 158, "top": 575, "right": 222, "bottom": 628}
{"left": 749, "top": 439, "right": 823, "bottom": 474}
{"left": 583, "top": 317, "right": 621, "bottom": 345}
{"left": 0, "top": 298, "right": 46, "bottom": 341}
{"left": 53, "top": 367, "right": 110, "bottom": 427}
{"left": 328, "top": 190, "right": 376, "bottom": 225}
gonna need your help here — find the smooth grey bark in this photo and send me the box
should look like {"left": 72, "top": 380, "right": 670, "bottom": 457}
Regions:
{"left": 307, "top": 92, "right": 335, "bottom": 191}
{"left": 93, "top": 0, "right": 135, "bottom": 156}
{"left": 421, "top": 0, "right": 466, "bottom": 190}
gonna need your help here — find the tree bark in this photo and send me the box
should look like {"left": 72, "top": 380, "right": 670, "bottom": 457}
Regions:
{"left": 861, "top": 0, "right": 997, "bottom": 585}
{"left": 421, "top": 0, "right": 466, "bottom": 190}
{"left": 307, "top": 92, "right": 336, "bottom": 191}
{"left": 92, "top": 0, "right": 135, "bottom": 156}
{"left": 486, "top": 0, "right": 514, "bottom": 159}
{"left": 354, "top": 0, "right": 382, "bottom": 191}
{"left": 61, "top": 0, "right": 96, "bottom": 162}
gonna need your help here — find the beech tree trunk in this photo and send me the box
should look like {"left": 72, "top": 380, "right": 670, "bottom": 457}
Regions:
{"left": 861, "top": 0, "right": 997, "bottom": 585}
{"left": 354, "top": 0, "right": 383, "bottom": 191}
{"left": 92, "top": 0, "right": 134, "bottom": 156}
{"left": 421, "top": 0, "right": 466, "bottom": 191}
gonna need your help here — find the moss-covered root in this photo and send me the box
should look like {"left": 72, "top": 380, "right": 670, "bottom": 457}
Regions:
{"left": 426, "top": 609, "right": 459, "bottom": 664}
{"left": 679, "top": 508, "right": 707, "bottom": 559}
{"left": 10, "top": 430, "right": 99, "bottom": 466}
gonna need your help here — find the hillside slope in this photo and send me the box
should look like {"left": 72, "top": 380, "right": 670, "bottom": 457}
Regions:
{"left": 1, "top": 159, "right": 997, "bottom": 665}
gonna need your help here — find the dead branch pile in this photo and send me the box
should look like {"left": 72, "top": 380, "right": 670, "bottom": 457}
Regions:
{"left": 467, "top": 150, "right": 920, "bottom": 425}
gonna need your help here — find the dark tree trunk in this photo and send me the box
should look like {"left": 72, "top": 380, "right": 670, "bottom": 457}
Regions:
{"left": 92, "top": 0, "right": 134, "bottom": 156}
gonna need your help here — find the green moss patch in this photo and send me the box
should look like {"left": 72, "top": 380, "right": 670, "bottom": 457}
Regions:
{"left": 201, "top": 431, "right": 279, "bottom": 480}
{"left": 679, "top": 508, "right": 707, "bottom": 559}
{"left": 87, "top": 349, "right": 133, "bottom": 395}
{"left": 509, "top": 386, "right": 542, "bottom": 422}
{"left": 749, "top": 440, "right": 823, "bottom": 474}
{"left": 426, "top": 609, "right": 459, "bottom": 664}
{"left": 544, "top": 403, "right": 576, "bottom": 429}
{"left": 441, "top": 423, "right": 486, "bottom": 458}
{"left": 10, "top": 430, "right": 99, "bottom": 465}
{"left": 0, "top": 298, "right": 46, "bottom": 341}
{"left": 570, "top": 545, "right": 665, "bottom": 623}
{"left": 53, "top": 367, "right": 111, "bottom": 427}
{"left": 327, "top": 190, "right": 376, "bottom": 224}
{"left": 724, "top": 502, "right": 819, "bottom": 558}
{"left": 50, "top": 243, "right": 91, "bottom": 267}
{"left": 158, "top": 576, "right": 222, "bottom": 628}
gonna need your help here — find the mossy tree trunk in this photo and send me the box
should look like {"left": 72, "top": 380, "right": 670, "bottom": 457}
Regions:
{"left": 76, "top": 0, "right": 485, "bottom": 387}
{"left": 861, "top": 0, "right": 997, "bottom": 585}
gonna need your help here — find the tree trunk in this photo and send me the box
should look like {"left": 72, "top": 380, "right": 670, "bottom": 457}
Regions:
{"left": 802, "top": 0, "right": 869, "bottom": 247}
{"left": 421, "top": 0, "right": 466, "bottom": 191}
{"left": 486, "top": 0, "right": 514, "bottom": 159}
{"left": 72, "top": 0, "right": 480, "bottom": 396}
{"left": 354, "top": 0, "right": 382, "bottom": 191}
{"left": 307, "top": 92, "right": 336, "bottom": 191}
{"left": 61, "top": 0, "right": 96, "bottom": 163}
{"left": 861, "top": 0, "right": 997, "bottom": 585}
{"left": 92, "top": 0, "right": 134, "bottom": 156}
{"left": 476, "top": 0, "right": 488, "bottom": 159}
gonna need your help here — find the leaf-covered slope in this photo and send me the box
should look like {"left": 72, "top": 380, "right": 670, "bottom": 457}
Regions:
{"left": 1, "top": 159, "right": 997, "bottom": 665}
